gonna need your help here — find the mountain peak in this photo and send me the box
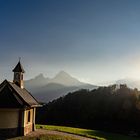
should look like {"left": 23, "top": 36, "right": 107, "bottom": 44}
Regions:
{"left": 50, "top": 71, "right": 82, "bottom": 86}
{"left": 55, "top": 71, "right": 72, "bottom": 78}
{"left": 35, "top": 73, "right": 45, "bottom": 80}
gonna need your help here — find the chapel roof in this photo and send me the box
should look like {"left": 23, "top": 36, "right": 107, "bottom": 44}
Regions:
{"left": 0, "top": 80, "right": 41, "bottom": 108}
{"left": 12, "top": 61, "right": 25, "bottom": 73}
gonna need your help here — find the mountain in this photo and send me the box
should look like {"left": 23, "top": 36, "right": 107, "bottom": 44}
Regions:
{"left": 49, "top": 71, "right": 83, "bottom": 86}
{"left": 31, "top": 83, "right": 79, "bottom": 103}
{"left": 25, "top": 71, "right": 97, "bottom": 102}
{"left": 25, "top": 73, "right": 50, "bottom": 89}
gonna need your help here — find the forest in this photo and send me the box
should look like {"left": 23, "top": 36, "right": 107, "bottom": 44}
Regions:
{"left": 36, "top": 84, "right": 140, "bottom": 136}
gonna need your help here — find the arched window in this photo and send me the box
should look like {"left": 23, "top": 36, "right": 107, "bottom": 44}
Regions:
{"left": 28, "top": 111, "right": 31, "bottom": 122}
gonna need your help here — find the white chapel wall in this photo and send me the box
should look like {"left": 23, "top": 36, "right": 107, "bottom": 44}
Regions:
{"left": 0, "top": 109, "right": 19, "bottom": 128}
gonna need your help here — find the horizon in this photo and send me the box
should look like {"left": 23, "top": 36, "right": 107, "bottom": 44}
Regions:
{"left": 1, "top": 69, "right": 140, "bottom": 87}
{"left": 1, "top": 0, "right": 140, "bottom": 85}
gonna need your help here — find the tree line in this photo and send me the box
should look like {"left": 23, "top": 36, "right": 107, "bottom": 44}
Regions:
{"left": 36, "top": 84, "right": 140, "bottom": 135}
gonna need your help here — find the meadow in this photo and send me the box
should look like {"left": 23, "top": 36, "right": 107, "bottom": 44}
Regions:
{"left": 7, "top": 125, "right": 140, "bottom": 140}
{"left": 36, "top": 125, "right": 140, "bottom": 140}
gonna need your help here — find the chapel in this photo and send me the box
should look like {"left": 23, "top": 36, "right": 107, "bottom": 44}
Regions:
{"left": 0, "top": 61, "right": 41, "bottom": 138}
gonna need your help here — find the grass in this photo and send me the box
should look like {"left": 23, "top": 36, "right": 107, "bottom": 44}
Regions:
{"left": 36, "top": 124, "right": 140, "bottom": 140}
{"left": 8, "top": 133, "right": 79, "bottom": 140}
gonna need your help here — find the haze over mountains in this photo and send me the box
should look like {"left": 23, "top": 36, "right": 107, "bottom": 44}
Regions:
{"left": 24, "top": 70, "right": 140, "bottom": 103}
{"left": 115, "top": 78, "right": 140, "bottom": 89}
{"left": 25, "top": 71, "right": 97, "bottom": 102}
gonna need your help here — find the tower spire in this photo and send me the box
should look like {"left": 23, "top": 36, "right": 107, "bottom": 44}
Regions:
{"left": 13, "top": 60, "right": 25, "bottom": 89}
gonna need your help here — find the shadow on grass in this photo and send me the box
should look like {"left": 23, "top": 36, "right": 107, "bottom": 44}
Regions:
{"left": 86, "top": 130, "right": 140, "bottom": 140}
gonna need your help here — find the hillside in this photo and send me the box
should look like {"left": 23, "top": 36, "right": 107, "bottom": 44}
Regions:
{"left": 36, "top": 84, "right": 140, "bottom": 135}
{"left": 25, "top": 71, "right": 97, "bottom": 102}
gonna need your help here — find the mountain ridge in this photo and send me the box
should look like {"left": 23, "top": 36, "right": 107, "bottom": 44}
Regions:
{"left": 25, "top": 71, "right": 97, "bottom": 102}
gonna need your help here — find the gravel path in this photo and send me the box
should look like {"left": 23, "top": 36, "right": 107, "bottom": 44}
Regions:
{"left": 27, "top": 129, "right": 94, "bottom": 140}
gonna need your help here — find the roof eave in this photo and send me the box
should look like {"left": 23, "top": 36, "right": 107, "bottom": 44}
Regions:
{"left": 31, "top": 104, "right": 42, "bottom": 107}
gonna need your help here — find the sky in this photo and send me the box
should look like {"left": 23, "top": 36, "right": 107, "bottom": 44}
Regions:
{"left": 1, "top": 0, "right": 140, "bottom": 85}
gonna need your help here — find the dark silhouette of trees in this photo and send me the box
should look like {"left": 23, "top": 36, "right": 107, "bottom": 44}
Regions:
{"left": 36, "top": 85, "right": 140, "bottom": 135}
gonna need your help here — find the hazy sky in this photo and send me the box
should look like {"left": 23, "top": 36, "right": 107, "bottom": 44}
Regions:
{"left": 1, "top": 0, "right": 140, "bottom": 85}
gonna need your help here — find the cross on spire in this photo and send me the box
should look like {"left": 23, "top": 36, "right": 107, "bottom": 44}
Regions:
{"left": 19, "top": 57, "right": 21, "bottom": 62}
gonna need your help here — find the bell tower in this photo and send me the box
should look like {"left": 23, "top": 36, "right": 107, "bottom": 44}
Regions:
{"left": 12, "top": 60, "right": 25, "bottom": 89}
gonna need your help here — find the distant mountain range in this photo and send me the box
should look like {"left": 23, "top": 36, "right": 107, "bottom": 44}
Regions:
{"left": 25, "top": 70, "right": 140, "bottom": 103}
{"left": 25, "top": 71, "right": 97, "bottom": 103}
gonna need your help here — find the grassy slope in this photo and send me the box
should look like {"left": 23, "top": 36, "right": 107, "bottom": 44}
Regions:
{"left": 36, "top": 125, "right": 140, "bottom": 140}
